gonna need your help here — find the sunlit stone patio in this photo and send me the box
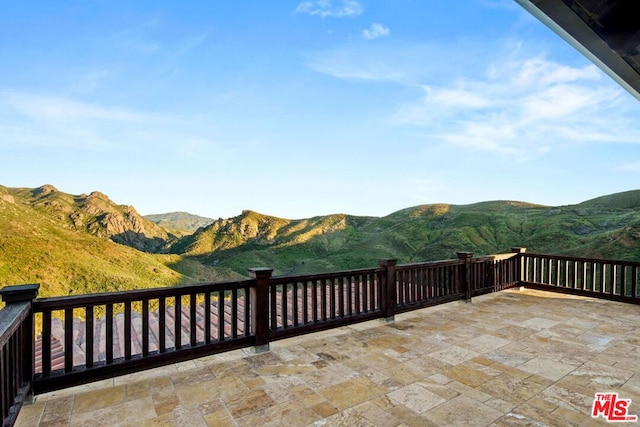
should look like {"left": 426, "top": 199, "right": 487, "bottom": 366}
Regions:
{"left": 16, "top": 288, "right": 640, "bottom": 426}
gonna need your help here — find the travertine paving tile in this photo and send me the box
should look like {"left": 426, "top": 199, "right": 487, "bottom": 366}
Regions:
{"left": 518, "top": 356, "right": 579, "bottom": 381}
{"left": 236, "top": 399, "right": 318, "bottom": 427}
{"left": 15, "top": 289, "right": 640, "bottom": 427}
{"left": 443, "top": 362, "right": 500, "bottom": 387}
{"left": 564, "top": 360, "right": 635, "bottom": 387}
{"left": 467, "top": 334, "right": 512, "bottom": 353}
{"left": 225, "top": 388, "right": 274, "bottom": 418}
{"left": 38, "top": 396, "right": 74, "bottom": 424}
{"left": 171, "top": 403, "right": 206, "bottom": 427}
{"left": 477, "top": 374, "right": 548, "bottom": 406}
{"left": 73, "top": 385, "right": 125, "bottom": 414}
{"left": 70, "top": 396, "right": 156, "bottom": 427}
{"left": 424, "top": 394, "right": 503, "bottom": 426}
{"left": 428, "top": 344, "right": 480, "bottom": 365}
{"left": 319, "top": 377, "right": 388, "bottom": 410}
{"left": 387, "top": 383, "right": 446, "bottom": 414}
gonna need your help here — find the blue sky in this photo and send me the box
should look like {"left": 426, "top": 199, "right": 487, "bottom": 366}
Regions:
{"left": 1, "top": 0, "right": 639, "bottom": 219}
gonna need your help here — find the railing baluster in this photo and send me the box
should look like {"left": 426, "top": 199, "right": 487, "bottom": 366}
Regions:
{"left": 189, "top": 293, "right": 197, "bottom": 347}
{"left": 597, "top": 262, "right": 604, "bottom": 293}
{"left": 124, "top": 301, "right": 132, "bottom": 360}
{"left": 106, "top": 304, "right": 113, "bottom": 364}
{"left": 158, "top": 297, "right": 166, "bottom": 353}
{"left": 231, "top": 289, "right": 238, "bottom": 338}
{"left": 352, "top": 275, "right": 357, "bottom": 313}
{"left": 369, "top": 272, "right": 375, "bottom": 310}
{"left": 1, "top": 346, "right": 6, "bottom": 422}
{"left": 175, "top": 296, "right": 182, "bottom": 350}
{"left": 321, "top": 278, "right": 327, "bottom": 320}
{"left": 142, "top": 299, "right": 149, "bottom": 357}
{"left": 244, "top": 285, "right": 251, "bottom": 337}
{"left": 292, "top": 282, "right": 299, "bottom": 326}
{"left": 282, "top": 283, "right": 288, "bottom": 329}
{"left": 64, "top": 308, "right": 73, "bottom": 373}
{"left": 346, "top": 276, "right": 352, "bottom": 316}
{"left": 302, "top": 281, "right": 309, "bottom": 324}
{"left": 204, "top": 292, "right": 211, "bottom": 343}
{"left": 86, "top": 305, "right": 94, "bottom": 368}
{"left": 313, "top": 280, "right": 319, "bottom": 321}
{"left": 218, "top": 291, "right": 225, "bottom": 341}
{"left": 338, "top": 278, "right": 345, "bottom": 318}
{"left": 270, "top": 283, "right": 278, "bottom": 330}
{"left": 9, "top": 334, "right": 16, "bottom": 400}
{"left": 42, "top": 310, "right": 51, "bottom": 378}
{"left": 329, "top": 278, "right": 336, "bottom": 318}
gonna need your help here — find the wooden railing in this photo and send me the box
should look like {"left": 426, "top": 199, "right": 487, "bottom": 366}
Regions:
{"left": 519, "top": 252, "right": 640, "bottom": 303}
{"left": 32, "top": 278, "right": 255, "bottom": 394}
{"left": 5, "top": 248, "right": 638, "bottom": 425}
{"left": 268, "top": 267, "right": 383, "bottom": 341}
{"left": 0, "top": 285, "right": 38, "bottom": 427}
{"left": 394, "top": 258, "right": 464, "bottom": 312}
{"left": 0, "top": 249, "right": 565, "bottom": 425}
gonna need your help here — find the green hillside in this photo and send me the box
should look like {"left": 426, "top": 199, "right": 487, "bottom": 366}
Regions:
{"left": 2, "top": 184, "right": 640, "bottom": 297}
{"left": 0, "top": 185, "right": 242, "bottom": 299}
{"left": 7, "top": 184, "right": 174, "bottom": 252}
{"left": 171, "top": 194, "right": 640, "bottom": 276}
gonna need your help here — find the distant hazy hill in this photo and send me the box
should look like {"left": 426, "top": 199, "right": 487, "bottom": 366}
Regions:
{"left": 144, "top": 211, "right": 214, "bottom": 235}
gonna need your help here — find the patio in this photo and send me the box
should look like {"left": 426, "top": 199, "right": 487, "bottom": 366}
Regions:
{"left": 15, "top": 287, "right": 640, "bottom": 426}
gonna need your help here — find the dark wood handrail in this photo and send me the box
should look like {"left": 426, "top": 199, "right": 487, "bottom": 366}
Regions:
{"left": 34, "top": 279, "right": 253, "bottom": 310}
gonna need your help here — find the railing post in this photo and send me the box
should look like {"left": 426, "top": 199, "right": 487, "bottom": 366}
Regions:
{"left": 378, "top": 259, "right": 397, "bottom": 322}
{"left": 0, "top": 284, "right": 39, "bottom": 409}
{"left": 457, "top": 252, "right": 473, "bottom": 302}
{"left": 248, "top": 268, "right": 272, "bottom": 353}
{"left": 511, "top": 247, "right": 527, "bottom": 284}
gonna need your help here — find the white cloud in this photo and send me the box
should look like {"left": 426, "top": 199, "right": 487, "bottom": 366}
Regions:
{"left": 0, "top": 91, "right": 182, "bottom": 151}
{"left": 306, "top": 43, "right": 454, "bottom": 83}
{"left": 390, "top": 50, "right": 640, "bottom": 157}
{"left": 295, "top": 0, "right": 363, "bottom": 18}
{"left": 1, "top": 92, "right": 149, "bottom": 122}
{"left": 362, "top": 23, "right": 390, "bottom": 40}
{"left": 307, "top": 39, "right": 640, "bottom": 158}
{"left": 614, "top": 161, "right": 640, "bottom": 172}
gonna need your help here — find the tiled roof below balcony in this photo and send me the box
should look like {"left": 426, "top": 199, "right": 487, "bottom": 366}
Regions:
{"left": 17, "top": 288, "right": 640, "bottom": 426}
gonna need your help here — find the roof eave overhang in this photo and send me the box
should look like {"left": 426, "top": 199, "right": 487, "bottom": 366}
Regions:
{"left": 515, "top": 0, "right": 640, "bottom": 101}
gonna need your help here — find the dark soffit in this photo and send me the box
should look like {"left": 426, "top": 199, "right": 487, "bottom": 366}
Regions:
{"left": 515, "top": 0, "right": 640, "bottom": 101}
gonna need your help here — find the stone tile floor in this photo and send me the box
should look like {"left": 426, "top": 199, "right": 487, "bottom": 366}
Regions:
{"left": 16, "top": 288, "right": 640, "bottom": 426}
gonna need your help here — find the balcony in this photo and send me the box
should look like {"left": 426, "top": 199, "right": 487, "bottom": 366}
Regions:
{"left": 2, "top": 250, "right": 640, "bottom": 425}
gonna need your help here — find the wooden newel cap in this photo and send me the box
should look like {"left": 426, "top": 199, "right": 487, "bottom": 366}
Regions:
{"left": 0, "top": 284, "right": 40, "bottom": 303}
{"left": 456, "top": 252, "right": 473, "bottom": 259}
{"left": 248, "top": 268, "right": 274, "bottom": 279}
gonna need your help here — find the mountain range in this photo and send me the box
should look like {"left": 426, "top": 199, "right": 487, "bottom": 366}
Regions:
{"left": 1, "top": 184, "right": 639, "bottom": 299}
